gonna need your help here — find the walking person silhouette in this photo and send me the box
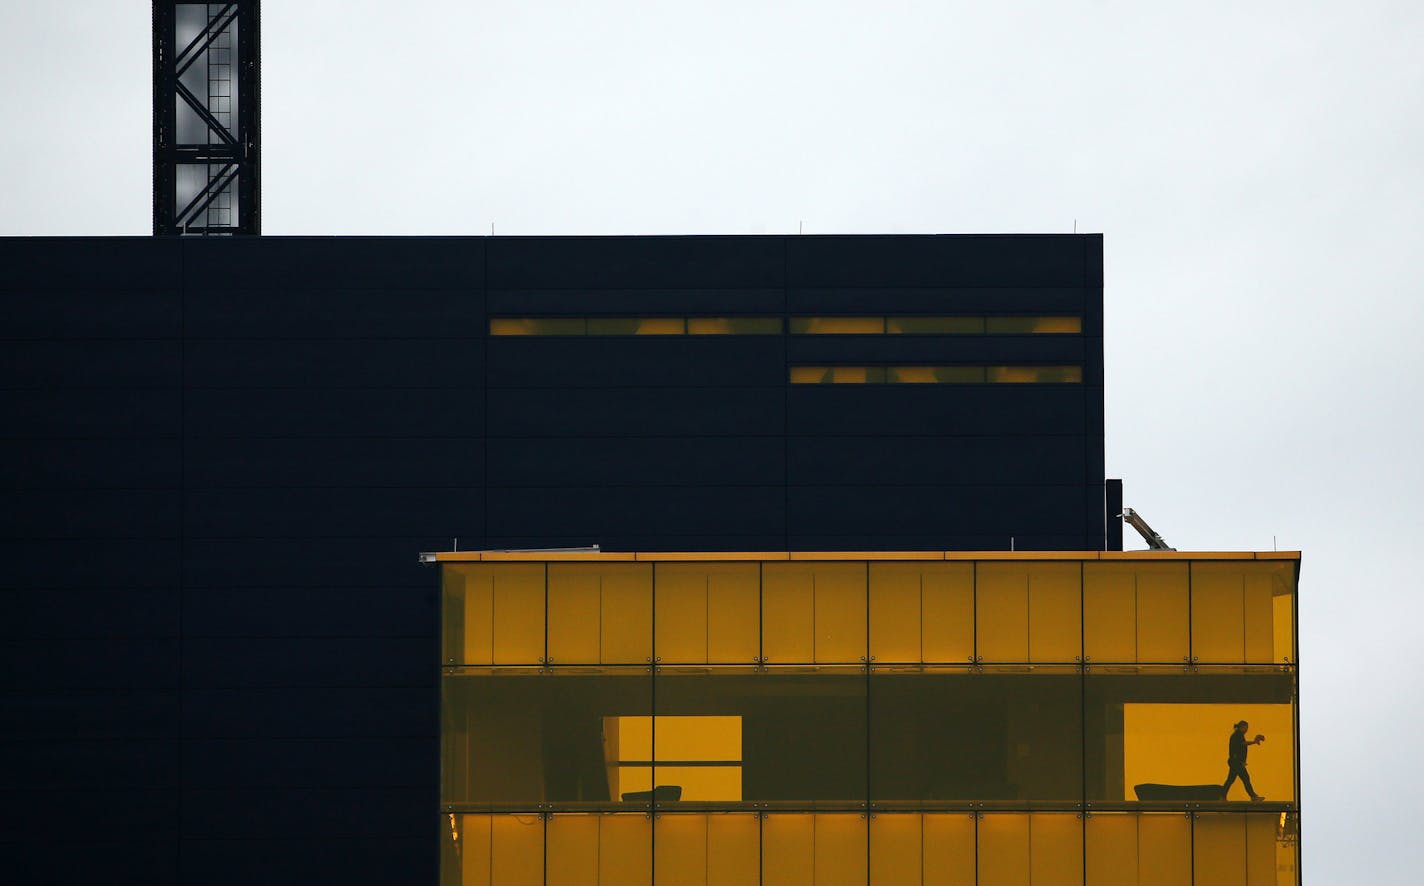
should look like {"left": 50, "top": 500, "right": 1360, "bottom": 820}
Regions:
{"left": 1223, "top": 720, "right": 1266, "bottom": 801}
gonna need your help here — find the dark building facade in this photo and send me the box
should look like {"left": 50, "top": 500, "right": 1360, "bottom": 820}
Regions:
{"left": 1, "top": 234, "right": 1105, "bottom": 883}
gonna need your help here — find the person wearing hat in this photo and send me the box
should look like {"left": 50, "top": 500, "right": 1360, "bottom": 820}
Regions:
{"left": 1223, "top": 720, "right": 1266, "bottom": 801}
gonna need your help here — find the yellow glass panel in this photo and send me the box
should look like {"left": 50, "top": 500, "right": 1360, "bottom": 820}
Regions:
{"left": 1083, "top": 564, "right": 1137, "bottom": 663}
{"left": 1243, "top": 575, "right": 1273, "bottom": 663}
{"left": 789, "top": 366, "right": 833, "bottom": 384}
{"left": 870, "top": 814, "right": 920, "bottom": 886}
{"left": 788, "top": 366, "right": 887, "bottom": 383}
{"left": 651, "top": 765, "right": 742, "bottom": 801}
{"left": 1085, "top": 814, "right": 1136, "bottom": 886}
{"left": 1027, "top": 563, "right": 1081, "bottom": 663}
{"left": 443, "top": 564, "right": 546, "bottom": 665}
{"left": 815, "top": 815, "right": 867, "bottom": 886}
{"left": 445, "top": 567, "right": 491, "bottom": 665}
{"left": 985, "top": 365, "right": 1083, "bottom": 383}
{"left": 985, "top": 316, "right": 1083, "bottom": 334}
{"left": 922, "top": 814, "right": 976, "bottom": 886}
{"left": 600, "top": 814, "right": 651, "bottom": 886}
{"left": 687, "top": 317, "right": 784, "bottom": 335}
{"left": 654, "top": 565, "right": 708, "bottom": 664}
{"left": 976, "top": 563, "right": 1029, "bottom": 662}
{"left": 546, "top": 815, "right": 599, "bottom": 886}
{"left": 1138, "top": 815, "right": 1190, "bottom": 886}
{"left": 1246, "top": 814, "right": 1278, "bottom": 886}
{"left": 886, "top": 365, "right": 940, "bottom": 384}
{"left": 1272, "top": 594, "right": 1293, "bottom": 665}
{"left": 762, "top": 814, "right": 814, "bottom": 886}
{"left": 978, "top": 814, "right": 1030, "bottom": 886}
{"left": 869, "top": 563, "right": 922, "bottom": 663}
{"left": 547, "top": 565, "right": 600, "bottom": 664}
{"left": 654, "top": 715, "right": 742, "bottom": 761}
{"left": 494, "top": 565, "right": 546, "bottom": 664}
{"left": 1122, "top": 703, "right": 1294, "bottom": 803}
{"left": 886, "top": 316, "right": 986, "bottom": 334}
{"left": 707, "top": 565, "right": 760, "bottom": 663}
{"left": 601, "top": 564, "right": 653, "bottom": 664}
{"left": 814, "top": 563, "right": 867, "bottom": 663}
{"left": 655, "top": 815, "right": 705, "bottom": 886}
{"left": 489, "top": 318, "right": 586, "bottom": 336}
{"left": 492, "top": 814, "right": 544, "bottom": 886}
{"left": 886, "top": 365, "right": 987, "bottom": 383}
{"left": 454, "top": 814, "right": 491, "bottom": 886}
{"left": 763, "top": 565, "right": 815, "bottom": 663}
{"left": 934, "top": 365, "right": 988, "bottom": 383}
{"left": 656, "top": 564, "right": 759, "bottom": 664}
{"left": 1192, "top": 814, "right": 1247, "bottom": 886}
{"left": 790, "top": 316, "right": 885, "bottom": 334}
{"left": 922, "top": 564, "right": 975, "bottom": 662}
{"left": 1029, "top": 814, "right": 1082, "bottom": 886}
{"left": 587, "top": 317, "right": 685, "bottom": 335}
{"left": 1192, "top": 564, "right": 1246, "bottom": 663}
{"left": 1136, "top": 563, "right": 1190, "bottom": 663}
{"left": 708, "top": 814, "right": 760, "bottom": 886}
{"left": 1194, "top": 562, "right": 1296, "bottom": 664}
{"left": 1272, "top": 816, "right": 1299, "bottom": 886}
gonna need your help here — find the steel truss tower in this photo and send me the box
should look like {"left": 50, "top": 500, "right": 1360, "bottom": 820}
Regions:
{"left": 153, "top": 2, "right": 260, "bottom": 235}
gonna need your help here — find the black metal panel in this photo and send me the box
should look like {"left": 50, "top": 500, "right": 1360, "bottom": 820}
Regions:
{"left": 1, "top": 233, "right": 1106, "bottom": 881}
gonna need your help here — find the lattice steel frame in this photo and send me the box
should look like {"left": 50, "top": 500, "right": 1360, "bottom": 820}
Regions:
{"left": 153, "top": 2, "right": 260, "bottom": 235}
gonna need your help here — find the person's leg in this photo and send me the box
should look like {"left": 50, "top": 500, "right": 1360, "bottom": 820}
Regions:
{"left": 1238, "top": 764, "right": 1260, "bottom": 799}
{"left": 1223, "top": 765, "right": 1239, "bottom": 795}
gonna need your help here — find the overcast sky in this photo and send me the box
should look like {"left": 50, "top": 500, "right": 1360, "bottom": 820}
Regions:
{"left": 3, "top": 1, "right": 1422, "bottom": 880}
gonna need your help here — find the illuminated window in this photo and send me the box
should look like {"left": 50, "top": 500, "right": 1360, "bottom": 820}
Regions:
{"left": 985, "top": 365, "right": 1083, "bottom": 383}
{"left": 687, "top": 317, "right": 783, "bottom": 335}
{"left": 789, "top": 316, "right": 885, "bottom": 334}
{"left": 985, "top": 316, "right": 1083, "bottom": 334}
{"left": 792, "top": 315, "right": 1083, "bottom": 335}
{"left": 587, "top": 317, "right": 686, "bottom": 335}
{"left": 605, "top": 715, "right": 743, "bottom": 802}
{"left": 491, "top": 317, "right": 784, "bottom": 335}
{"left": 790, "top": 365, "right": 1083, "bottom": 383}
{"left": 488, "top": 317, "right": 586, "bottom": 335}
{"left": 886, "top": 316, "right": 986, "bottom": 334}
{"left": 788, "top": 366, "right": 887, "bottom": 384}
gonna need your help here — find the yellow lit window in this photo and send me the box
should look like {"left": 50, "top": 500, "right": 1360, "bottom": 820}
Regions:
{"left": 794, "top": 365, "right": 1081, "bottom": 384}
{"left": 586, "top": 317, "right": 686, "bottom": 335}
{"left": 985, "top": 316, "right": 1083, "bottom": 334}
{"left": 605, "top": 715, "right": 743, "bottom": 801}
{"left": 788, "top": 366, "right": 887, "bottom": 384}
{"left": 887, "top": 365, "right": 987, "bottom": 383}
{"left": 687, "top": 317, "right": 783, "bottom": 335}
{"left": 886, "top": 316, "right": 987, "bottom": 334}
{"left": 985, "top": 365, "right": 1083, "bottom": 383}
{"left": 489, "top": 317, "right": 586, "bottom": 335}
{"left": 789, "top": 316, "right": 886, "bottom": 334}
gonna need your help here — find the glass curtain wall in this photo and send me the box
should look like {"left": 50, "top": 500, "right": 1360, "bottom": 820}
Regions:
{"left": 441, "top": 555, "right": 1299, "bottom": 886}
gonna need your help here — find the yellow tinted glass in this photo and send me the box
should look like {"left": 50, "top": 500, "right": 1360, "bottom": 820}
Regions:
{"left": 789, "top": 366, "right": 887, "bottom": 383}
{"left": 790, "top": 316, "right": 885, "bottom": 334}
{"left": 587, "top": 317, "right": 685, "bottom": 335}
{"left": 687, "top": 317, "right": 783, "bottom": 335}
{"left": 489, "top": 317, "right": 586, "bottom": 335}
{"left": 886, "top": 316, "right": 986, "bottom": 334}
{"left": 986, "top": 365, "right": 1084, "bottom": 383}
{"left": 985, "top": 316, "right": 1083, "bottom": 334}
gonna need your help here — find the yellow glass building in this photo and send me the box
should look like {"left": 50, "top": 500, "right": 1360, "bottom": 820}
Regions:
{"left": 436, "top": 551, "right": 1300, "bottom": 886}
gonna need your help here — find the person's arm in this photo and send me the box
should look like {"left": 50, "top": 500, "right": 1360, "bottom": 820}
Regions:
{"left": 1249, "top": 734, "right": 1266, "bottom": 745}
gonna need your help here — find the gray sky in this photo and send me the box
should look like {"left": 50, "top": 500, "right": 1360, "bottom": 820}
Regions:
{"left": 3, "top": 1, "right": 1423, "bottom": 879}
